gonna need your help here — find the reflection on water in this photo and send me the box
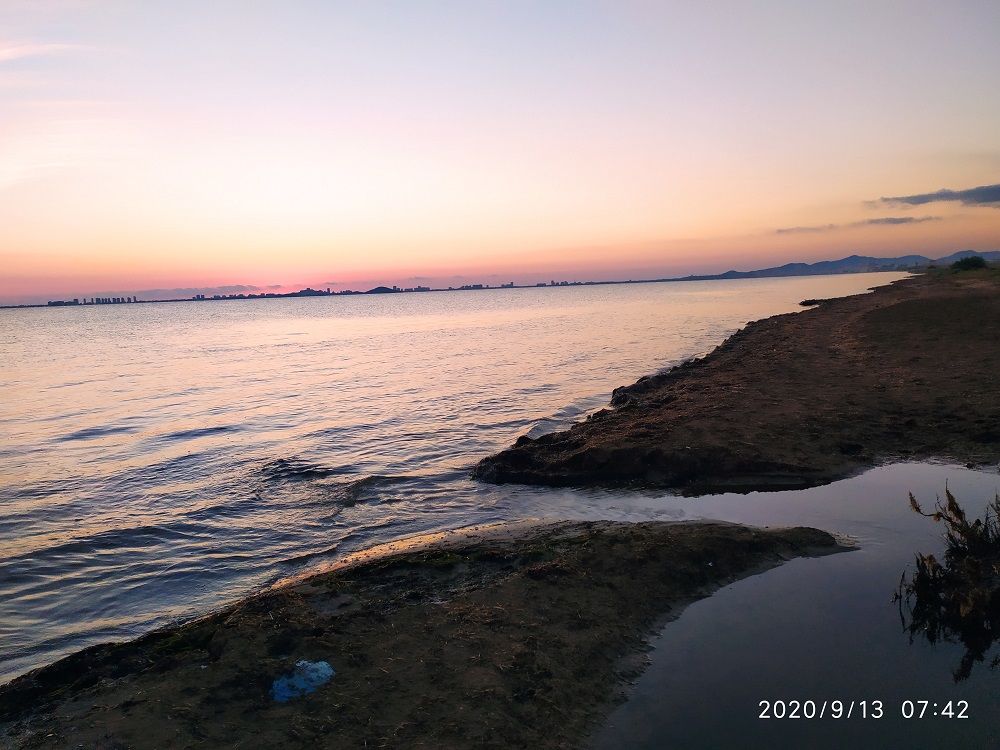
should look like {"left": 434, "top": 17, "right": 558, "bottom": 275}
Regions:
{"left": 588, "top": 463, "right": 1000, "bottom": 750}
{"left": 4, "top": 271, "right": 1000, "bottom": 744}
{"left": 896, "top": 489, "right": 1000, "bottom": 682}
{"left": 0, "top": 274, "right": 908, "bottom": 682}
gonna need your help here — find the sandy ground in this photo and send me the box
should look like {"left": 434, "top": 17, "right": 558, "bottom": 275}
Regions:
{"left": 0, "top": 521, "right": 844, "bottom": 749}
{"left": 474, "top": 267, "right": 1000, "bottom": 492}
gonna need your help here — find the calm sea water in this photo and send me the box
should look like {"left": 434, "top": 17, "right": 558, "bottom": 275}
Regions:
{"left": 4, "top": 271, "right": 991, "bottom": 735}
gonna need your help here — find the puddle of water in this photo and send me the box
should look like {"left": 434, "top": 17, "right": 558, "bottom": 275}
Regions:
{"left": 587, "top": 463, "right": 1000, "bottom": 749}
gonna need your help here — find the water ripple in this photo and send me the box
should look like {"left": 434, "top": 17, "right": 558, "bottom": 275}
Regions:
{"left": 0, "top": 273, "right": 910, "bottom": 682}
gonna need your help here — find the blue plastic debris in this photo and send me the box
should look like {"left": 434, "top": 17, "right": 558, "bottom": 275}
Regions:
{"left": 271, "top": 660, "right": 336, "bottom": 702}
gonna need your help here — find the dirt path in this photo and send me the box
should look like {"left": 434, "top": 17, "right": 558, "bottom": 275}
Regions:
{"left": 474, "top": 268, "right": 1000, "bottom": 493}
{"left": 0, "top": 521, "right": 843, "bottom": 750}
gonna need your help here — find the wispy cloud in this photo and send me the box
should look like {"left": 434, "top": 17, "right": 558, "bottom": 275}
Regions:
{"left": 775, "top": 216, "right": 940, "bottom": 234}
{"left": 875, "top": 184, "right": 1000, "bottom": 208}
{"left": 775, "top": 224, "right": 838, "bottom": 234}
{"left": 0, "top": 42, "right": 85, "bottom": 62}
{"left": 865, "top": 216, "right": 939, "bottom": 226}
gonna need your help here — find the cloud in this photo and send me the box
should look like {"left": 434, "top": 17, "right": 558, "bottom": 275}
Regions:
{"left": 775, "top": 224, "right": 838, "bottom": 234}
{"left": 775, "top": 216, "right": 940, "bottom": 234}
{"left": 0, "top": 42, "right": 84, "bottom": 62}
{"left": 864, "top": 216, "right": 939, "bottom": 226}
{"left": 876, "top": 183, "right": 1000, "bottom": 208}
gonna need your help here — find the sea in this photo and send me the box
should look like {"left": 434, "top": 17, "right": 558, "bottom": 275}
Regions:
{"left": 3, "top": 272, "right": 999, "bottom": 747}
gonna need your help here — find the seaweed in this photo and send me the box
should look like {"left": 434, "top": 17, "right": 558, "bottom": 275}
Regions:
{"left": 895, "top": 487, "right": 1000, "bottom": 681}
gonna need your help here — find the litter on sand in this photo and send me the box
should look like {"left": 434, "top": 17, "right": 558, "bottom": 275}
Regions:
{"left": 271, "top": 660, "right": 336, "bottom": 702}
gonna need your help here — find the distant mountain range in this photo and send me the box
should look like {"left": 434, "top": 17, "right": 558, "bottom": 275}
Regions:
{"left": 670, "top": 250, "right": 1000, "bottom": 282}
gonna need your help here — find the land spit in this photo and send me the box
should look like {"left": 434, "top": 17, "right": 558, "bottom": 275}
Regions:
{"left": 475, "top": 268, "right": 1000, "bottom": 493}
{"left": 1, "top": 520, "right": 843, "bottom": 749}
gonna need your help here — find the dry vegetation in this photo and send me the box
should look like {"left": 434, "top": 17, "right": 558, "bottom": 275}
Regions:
{"left": 896, "top": 488, "right": 1000, "bottom": 681}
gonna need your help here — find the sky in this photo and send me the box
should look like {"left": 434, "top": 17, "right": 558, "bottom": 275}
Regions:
{"left": 1, "top": 0, "right": 999, "bottom": 303}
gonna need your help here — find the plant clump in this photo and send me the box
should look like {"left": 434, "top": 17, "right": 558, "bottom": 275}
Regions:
{"left": 895, "top": 488, "right": 1000, "bottom": 681}
{"left": 951, "top": 255, "right": 988, "bottom": 271}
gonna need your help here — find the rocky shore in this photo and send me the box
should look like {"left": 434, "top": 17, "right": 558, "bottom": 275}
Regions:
{"left": 0, "top": 521, "right": 843, "bottom": 749}
{"left": 474, "top": 267, "right": 1000, "bottom": 493}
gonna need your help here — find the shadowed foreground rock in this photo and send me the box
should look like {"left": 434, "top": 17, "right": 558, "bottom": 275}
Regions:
{"left": 474, "top": 268, "right": 1000, "bottom": 493}
{"left": 0, "top": 521, "right": 843, "bottom": 750}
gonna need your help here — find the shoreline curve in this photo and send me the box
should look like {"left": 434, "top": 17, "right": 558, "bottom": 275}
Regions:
{"left": 0, "top": 520, "right": 845, "bottom": 749}
{"left": 473, "top": 268, "right": 1000, "bottom": 493}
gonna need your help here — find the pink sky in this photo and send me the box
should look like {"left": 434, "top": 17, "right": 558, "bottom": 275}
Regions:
{"left": 2, "top": 2, "right": 998, "bottom": 304}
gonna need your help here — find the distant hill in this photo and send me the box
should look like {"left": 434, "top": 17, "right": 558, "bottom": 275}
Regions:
{"left": 365, "top": 285, "right": 402, "bottom": 294}
{"left": 933, "top": 250, "right": 1000, "bottom": 265}
{"left": 670, "top": 250, "right": 1000, "bottom": 282}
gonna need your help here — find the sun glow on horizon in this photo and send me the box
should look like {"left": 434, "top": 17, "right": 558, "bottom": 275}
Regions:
{"left": 1, "top": 2, "right": 998, "bottom": 304}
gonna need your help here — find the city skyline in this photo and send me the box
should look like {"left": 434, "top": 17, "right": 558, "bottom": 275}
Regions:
{"left": 18, "top": 247, "right": 997, "bottom": 309}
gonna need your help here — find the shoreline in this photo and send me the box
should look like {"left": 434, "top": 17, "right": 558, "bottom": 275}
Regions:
{"left": 3, "top": 257, "right": 955, "bottom": 310}
{"left": 5, "top": 267, "right": 995, "bottom": 747}
{"left": 474, "top": 267, "right": 1000, "bottom": 493}
{"left": 0, "top": 519, "right": 846, "bottom": 749}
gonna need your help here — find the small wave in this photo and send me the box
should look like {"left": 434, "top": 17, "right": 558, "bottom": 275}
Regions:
{"left": 336, "top": 475, "right": 406, "bottom": 504}
{"left": 3, "top": 521, "right": 209, "bottom": 565}
{"left": 56, "top": 424, "right": 139, "bottom": 442}
{"left": 162, "top": 425, "right": 234, "bottom": 441}
{"left": 258, "top": 458, "right": 413, "bottom": 507}
{"left": 44, "top": 379, "right": 97, "bottom": 390}
{"left": 280, "top": 542, "right": 342, "bottom": 567}
{"left": 260, "top": 457, "right": 350, "bottom": 482}
{"left": 265, "top": 473, "right": 410, "bottom": 508}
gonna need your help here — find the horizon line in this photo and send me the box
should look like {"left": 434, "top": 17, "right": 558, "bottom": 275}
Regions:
{"left": 7, "top": 248, "right": 995, "bottom": 309}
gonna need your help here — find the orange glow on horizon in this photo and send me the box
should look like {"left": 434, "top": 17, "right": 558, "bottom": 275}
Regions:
{"left": 1, "top": 3, "right": 997, "bottom": 304}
